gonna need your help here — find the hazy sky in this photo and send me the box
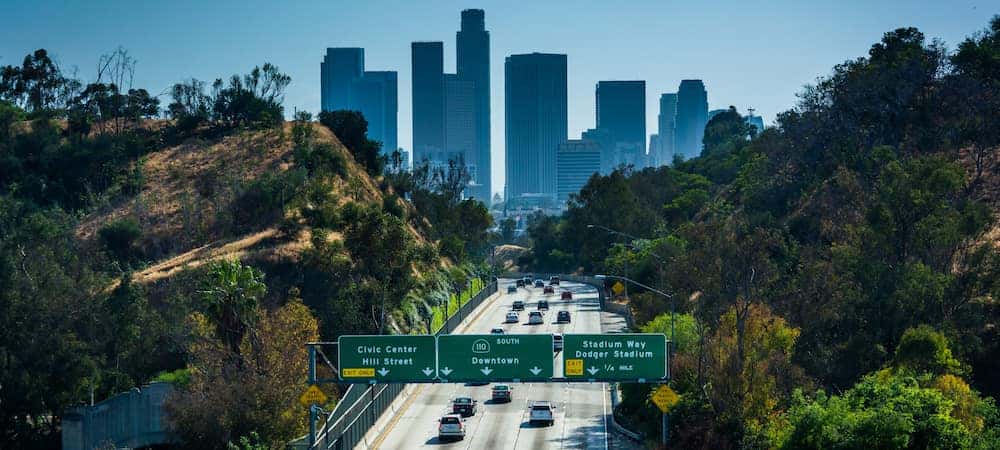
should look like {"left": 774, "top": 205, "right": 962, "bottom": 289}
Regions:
{"left": 2, "top": 0, "right": 994, "bottom": 195}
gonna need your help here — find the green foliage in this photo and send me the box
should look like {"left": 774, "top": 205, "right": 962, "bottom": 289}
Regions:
{"left": 317, "top": 110, "right": 385, "bottom": 176}
{"left": 152, "top": 368, "right": 192, "bottom": 387}
{"left": 892, "top": 325, "right": 964, "bottom": 376}
{"left": 780, "top": 374, "right": 978, "bottom": 449}
{"left": 199, "top": 259, "right": 267, "bottom": 356}
{"left": 98, "top": 218, "right": 142, "bottom": 265}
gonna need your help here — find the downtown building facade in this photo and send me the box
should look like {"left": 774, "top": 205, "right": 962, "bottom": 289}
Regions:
{"left": 652, "top": 93, "right": 677, "bottom": 166}
{"left": 556, "top": 139, "right": 602, "bottom": 202}
{"left": 594, "top": 81, "right": 646, "bottom": 172}
{"left": 505, "top": 53, "right": 568, "bottom": 199}
{"left": 674, "top": 79, "right": 708, "bottom": 160}
{"left": 410, "top": 9, "right": 491, "bottom": 203}
{"left": 320, "top": 48, "right": 397, "bottom": 154}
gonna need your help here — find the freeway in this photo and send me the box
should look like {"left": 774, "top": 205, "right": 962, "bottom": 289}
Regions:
{"left": 372, "top": 279, "right": 635, "bottom": 449}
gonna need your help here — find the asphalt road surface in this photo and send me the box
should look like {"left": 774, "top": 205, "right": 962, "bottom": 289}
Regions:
{"left": 373, "top": 279, "right": 636, "bottom": 450}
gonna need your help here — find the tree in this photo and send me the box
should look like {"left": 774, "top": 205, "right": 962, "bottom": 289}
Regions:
{"left": 317, "top": 110, "right": 384, "bottom": 176}
{"left": 199, "top": 260, "right": 267, "bottom": 358}
{"left": 166, "top": 296, "right": 320, "bottom": 449}
{"left": 0, "top": 49, "right": 68, "bottom": 113}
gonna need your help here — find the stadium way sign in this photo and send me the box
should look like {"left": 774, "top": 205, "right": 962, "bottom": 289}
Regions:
{"left": 437, "top": 334, "right": 553, "bottom": 382}
{"left": 563, "top": 333, "right": 667, "bottom": 381}
{"left": 337, "top": 335, "right": 437, "bottom": 382}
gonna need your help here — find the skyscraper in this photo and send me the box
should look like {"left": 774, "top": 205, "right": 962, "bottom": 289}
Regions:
{"left": 557, "top": 139, "right": 602, "bottom": 202}
{"left": 320, "top": 48, "right": 397, "bottom": 155}
{"left": 353, "top": 71, "right": 397, "bottom": 154}
{"left": 595, "top": 81, "right": 646, "bottom": 170}
{"left": 674, "top": 80, "right": 708, "bottom": 160}
{"left": 505, "top": 53, "right": 567, "bottom": 198}
{"left": 657, "top": 93, "right": 677, "bottom": 166}
{"left": 320, "top": 48, "right": 363, "bottom": 112}
{"left": 411, "top": 42, "right": 445, "bottom": 165}
{"left": 444, "top": 74, "right": 476, "bottom": 168}
{"left": 456, "top": 9, "right": 491, "bottom": 202}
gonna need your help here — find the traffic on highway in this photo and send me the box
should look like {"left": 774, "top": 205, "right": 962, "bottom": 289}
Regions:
{"left": 372, "top": 278, "right": 628, "bottom": 449}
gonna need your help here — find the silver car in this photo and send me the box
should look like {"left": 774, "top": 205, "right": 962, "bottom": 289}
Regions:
{"left": 527, "top": 311, "right": 544, "bottom": 325}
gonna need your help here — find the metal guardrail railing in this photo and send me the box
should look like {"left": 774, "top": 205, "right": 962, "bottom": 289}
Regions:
{"left": 307, "top": 280, "right": 498, "bottom": 450}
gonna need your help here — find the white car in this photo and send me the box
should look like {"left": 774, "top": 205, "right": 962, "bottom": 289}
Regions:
{"left": 529, "top": 401, "right": 555, "bottom": 426}
{"left": 527, "top": 311, "right": 544, "bottom": 325}
{"left": 438, "top": 414, "right": 466, "bottom": 440}
{"left": 506, "top": 311, "right": 520, "bottom": 323}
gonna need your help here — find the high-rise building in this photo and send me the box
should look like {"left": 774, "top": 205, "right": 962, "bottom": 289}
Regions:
{"left": 648, "top": 134, "right": 662, "bottom": 166}
{"left": 746, "top": 114, "right": 765, "bottom": 135}
{"left": 595, "top": 81, "right": 646, "bottom": 169}
{"left": 411, "top": 42, "right": 445, "bottom": 165}
{"left": 674, "top": 79, "right": 708, "bottom": 160}
{"left": 557, "top": 139, "right": 602, "bottom": 202}
{"left": 657, "top": 93, "right": 677, "bottom": 166}
{"left": 505, "top": 53, "right": 567, "bottom": 199}
{"left": 444, "top": 74, "right": 476, "bottom": 169}
{"left": 320, "top": 48, "right": 363, "bottom": 111}
{"left": 456, "top": 9, "right": 491, "bottom": 202}
{"left": 320, "top": 48, "right": 397, "bottom": 155}
{"left": 353, "top": 71, "right": 398, "bottom": 154}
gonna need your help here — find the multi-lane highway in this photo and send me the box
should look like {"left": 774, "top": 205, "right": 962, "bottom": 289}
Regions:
{"left": 373, "top": 279, "right": 633, "bottom": 449}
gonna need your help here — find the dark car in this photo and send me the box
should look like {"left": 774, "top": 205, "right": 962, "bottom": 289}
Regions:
{"left": 507, "top": 285, "right": 518, "bottom": 294}
{"left": 537, "top": 300, "right": 549, "bottom": 311}
{"left": 516, "top": 279, "right": 525, "bottom": 288}
{"left": 452, "top": 397, "right": 478, "bottom": 417}
{"left": 549, "top": 276, "right": 560, "bottom": 285}
{"left": 561, "top": 291, "right": 573, "bottom": 300}
{"left": 543, "top": 285, "right": 555, "bottom": 294}
{"left": 491, "top": 385, "right": 512, "bottom": 402}
{"left": 512, "top": 300, "right": 525, "bottom": 311}
{"left": 534, "top": 279, "right": 545, "bottom": 288}
{"left": 557, "top": 310, "right": 571, "bottom": 323}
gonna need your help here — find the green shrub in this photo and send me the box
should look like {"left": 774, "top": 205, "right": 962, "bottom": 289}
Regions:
{"left": 98, "top": 218, "right": 142, "bottom": 264}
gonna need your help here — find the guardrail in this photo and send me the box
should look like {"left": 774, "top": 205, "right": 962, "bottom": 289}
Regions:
{"left": 305, "top": 280, "right": 498, "bottom": 450}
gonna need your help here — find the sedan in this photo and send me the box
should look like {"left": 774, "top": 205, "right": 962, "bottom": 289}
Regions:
{"left": 506, "top": 311, "right": 520, "bottom": 323}
{"left": 491, "top": 384, "right": 512, "bottom": 402}
{"left": 452, "top": 397, "right": 478, "bottom": 416}
{"left": 534, "top": 279, "right": 545, "bottom": 288}
{"left": 543, "top": 285, "right": 555, "bottom": 294}
{"left": 527, "top": 311, "right": 544, "bottom": 325}
{"left": 561, "top": 291, "right": 573, "bottom": 300}
{"left": 491, "top": 327, "right": 505, "bottom": 334}
{"left": 557, "top": 310, "right": 571, "bottom": 323}
{"left": 507, "top": 285, "right": 518, "bottom": 294}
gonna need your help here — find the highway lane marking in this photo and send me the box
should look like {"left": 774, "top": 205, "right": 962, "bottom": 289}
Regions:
{"left": 370, "top": 287, "right": 507, "bottom": 449}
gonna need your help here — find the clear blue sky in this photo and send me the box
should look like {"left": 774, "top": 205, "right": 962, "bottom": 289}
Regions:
{"left": 2, "top": 0, "right": 994, "bottom": 195}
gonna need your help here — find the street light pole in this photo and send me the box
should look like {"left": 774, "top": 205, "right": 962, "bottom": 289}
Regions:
{"left": 596, "top": 273, "right": 675, "bottom": 447}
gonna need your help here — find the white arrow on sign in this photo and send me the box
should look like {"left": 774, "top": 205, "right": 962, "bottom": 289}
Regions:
{"left": 377, "top": 368, "right": 390, "bottom": 377}
{"left": 480, "top": 367, "right": 493, "bottom": 376}
{"left": 529, "top": 366, "right": 542, "bottom": 375}
{"left": 587, "top": 367, "right": 599, "bottom": 375}
{"left": 440, "top": 367, "right": 453, "bottom": 376}
{"left": 422, "top": 367, "right": 434, "bottom": 376}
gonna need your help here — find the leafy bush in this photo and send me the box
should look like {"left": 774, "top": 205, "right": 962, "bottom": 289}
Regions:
{"left": 98, "top": 218, "right": 142, "bottom": 264}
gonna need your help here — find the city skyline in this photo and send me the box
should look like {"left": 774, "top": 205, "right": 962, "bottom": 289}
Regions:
{"left": 4, "top": 0, "right": 992, "bottom": 197}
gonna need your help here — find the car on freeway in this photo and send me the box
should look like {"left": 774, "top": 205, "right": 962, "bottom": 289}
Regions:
{"left": 543, "top": 285, "right": 555, "bottom": 294}
{"left": 438, "top": 414, "right": 466, "bottom": 441}
{"left": 452, "top": 397, "right": 478, "bottom": 417}
{"left": 537, "top": 300, "right": 549, "bottom": 311}
{"left": 529, "top": 401, "right": 556, "bottom": 426}
{"left": 549, "top": 276, "right": 560, "bottom": 285}
{"left": 512, "top": 300, "right": 525, "bottom": 311}
{"left": 507, "top": 285, "right": 518, "bottom": 294}
{"left": 561, "top": 290, "right": 573, "bottom": 300}
{"left": 534, "top": 279, "right": 545, "bottom": 288}
{"left": 506, "top": 311, "right": 520, "bottom": 323}
{"left": 491, "top": 327, "right": 505, "bottom": 334}
{"left": 522, "top": 276, "right": 533, "bottom": 286}
{"left": 557, "top": 310, "right": 571, "bottom": 324}
{"left": 528, "top": 311, "right": 544, "bottom": 325}
{"left": 516, "top": 279, "right": 525, "bottom": 288}
{"left": 491, "top": 384, "right": 512, "bottom": 403}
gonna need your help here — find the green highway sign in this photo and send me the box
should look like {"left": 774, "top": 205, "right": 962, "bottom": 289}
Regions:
{"left": 437, "top": 334, "right": 553, "bottom": 382}
{"left": 563, "top": 333, "right": 667, "bottom": 381}
{"left": 337, "top": 335, "right": 437, "bottom": 382}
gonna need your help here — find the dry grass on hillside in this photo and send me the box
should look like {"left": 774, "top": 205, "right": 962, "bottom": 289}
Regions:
{"left": 75, "top": 121, "right": 424, "bottom": 286}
